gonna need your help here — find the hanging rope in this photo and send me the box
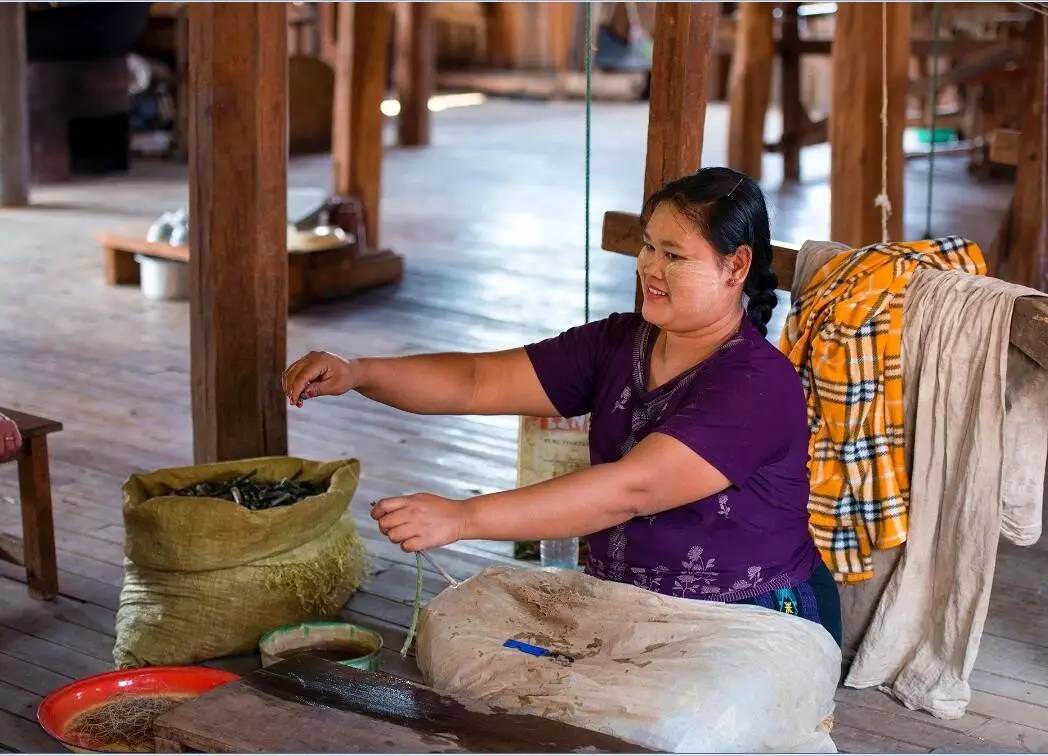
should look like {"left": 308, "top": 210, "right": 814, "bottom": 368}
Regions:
{"left": 873, "top": 1, "right": 893, "bottom": 243}
{"left": 584, "top": 1, "right": 593, "bottom": 324}
{"left": 923, "top": 3, "right": 942, "bottom": 238}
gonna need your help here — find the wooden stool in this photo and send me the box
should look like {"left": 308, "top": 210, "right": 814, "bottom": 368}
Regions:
{"left": 0, "top": 407, "right": 61, "bottom": 600}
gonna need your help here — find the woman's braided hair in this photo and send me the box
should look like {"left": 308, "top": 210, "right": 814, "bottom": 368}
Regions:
{"left": 640, "top": 167, "right": 778, "bottom": 336}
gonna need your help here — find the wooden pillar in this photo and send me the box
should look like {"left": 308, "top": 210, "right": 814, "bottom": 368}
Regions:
{"left": 188, "top": 3, "right": 288, "bottom": 463}
{"left": 639, "top": 3, "right": 717, "bottom": 308}
{"left": 994, "top": 16, "right": 1047, "bottom": 291}
{"left": 727, "top": 3, "right": 774, "bottom": 181}
{"left": 396, "top": 3, "right": 434, "bottom": 147}
{"left": 332, "top": 2, "right": 354, "bottom": 194}
{"left": 348, "top": 2, "right": 393, "bottom": 246}
{"left": 830, "top": 3, "right": 910, "bottom": 248}
{"left": 644, "top": 3, "right": 717, "bottom": 200}
{"left": 318, "top": 3, "right": 339, "bottom": 66}
{"left": 0, "top": 4, "right": 30, "bottom": 207}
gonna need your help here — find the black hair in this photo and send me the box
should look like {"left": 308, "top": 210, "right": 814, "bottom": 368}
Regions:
{"left": 640, "top": 167, "right": 778, "bottom": 336}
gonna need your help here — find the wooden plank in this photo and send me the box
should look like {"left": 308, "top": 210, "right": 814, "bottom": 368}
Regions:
{"left": 976, "top": 634, "right": 1048, "bottom": 689}
{"left": 967, "top": 718, "right": 1048, "bottom": 753}
{"left": 153, "top": 655, "right": 651, "bottom": 753}
{"left": 0, "top": 408, "right": 61, "bottom": 439}
{"left": 350, "top": 2, "right": 393, "bottom": 247}
{"left": 0, "top": 626, "right": 112, "bottom": 681}
{"left": 97, "top": 232, "right": 190, "bottom": 265}
{"left": 833, "top": 700, "right": 1013, "bottom": 752}
{"left": 967, "top": 690, "right": 1048, "bottom": 733}
{"left": 188, "top": 2, "right": 289, "bottom": 463}
{"left": 835, "top": 686, "right": 991, "bottom": 734}
{"left": 396, "top": 3, "right": 434, "bottom": 147}
{"left": 18, "top": 435, "right": 58, "bottom": 600}
{"left": 0, "top": 650, "right": 72, "bottom": 696}
{"left": 992, "top": 16, "right": 1046, "bottom": 292}
{"left": 726, "top": 3, "right": 774, "bottom": 180}
{"left": 0, "top": 4, "right": 29, "bottom": 207}
{"left": 0, "top": 534, "right": 22, "bottom": 567}
{"left": 0, "top": 678, "right": 41, "bottom": 722}
{"left": 434, "top": 69, "right": 648, "bottom": 102}
{"left": 830, "top": 2, "right": 911, "bottom": 247}
{"left": 331, "top": 1, "right": 354, "bottom": 197}
{"left": 971, "top": 670, "right": 1048, "bottom": 710}
{"left": 545, "top": 2, "right": 576, "bottom": 73}
{"left": 0, "top": 709, "right": 64, "bottom": 753}
{"left": 831, "top": 724, "right": 930, "bottom": 754}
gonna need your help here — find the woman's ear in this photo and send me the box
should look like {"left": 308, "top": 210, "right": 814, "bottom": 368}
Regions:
{"left": 732, "top": 244, "right": 753, "bottom": 281}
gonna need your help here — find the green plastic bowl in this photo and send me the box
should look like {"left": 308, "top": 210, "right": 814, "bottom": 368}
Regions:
{"left": 258, "top": 621, "right": 383, "bottom": 672}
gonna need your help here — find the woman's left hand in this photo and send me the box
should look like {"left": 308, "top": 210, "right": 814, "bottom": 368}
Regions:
{"left": 371, "top": 493, "right": 469, "bottom": 552}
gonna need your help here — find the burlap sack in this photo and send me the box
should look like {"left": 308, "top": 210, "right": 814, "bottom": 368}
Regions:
{"left": 114, "top": 457, "right": 368, "bottom": 668}
{"left": 123, "top": 457, "right": 359, "bottom": 571}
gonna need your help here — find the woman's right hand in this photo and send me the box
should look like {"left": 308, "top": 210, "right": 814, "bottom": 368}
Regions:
{"left": 0, "top": 413, "right": 22, "bottom": 463}
{"left": 282, "top": 351, "right": 358, "bottom": 406}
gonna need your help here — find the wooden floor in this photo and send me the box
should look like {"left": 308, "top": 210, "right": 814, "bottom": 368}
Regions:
{"left": 1, "top": 99, "right": 1044, "bottom": 753}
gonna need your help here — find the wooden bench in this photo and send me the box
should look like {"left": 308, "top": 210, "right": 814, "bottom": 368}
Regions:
{"left": 0, "top": 407, "right": 61, "bottom": 600}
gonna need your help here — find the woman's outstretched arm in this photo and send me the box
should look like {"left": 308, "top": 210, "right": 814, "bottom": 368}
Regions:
{"left": 282, "top": 348, "right": 560, "bottom": 417}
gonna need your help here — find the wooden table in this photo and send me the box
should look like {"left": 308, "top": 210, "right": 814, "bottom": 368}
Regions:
{"left": 153, "top": 655, "right": 650, "bottom": 753}
{"left": 0, "top": 407, "right": 61, "bottom": 599}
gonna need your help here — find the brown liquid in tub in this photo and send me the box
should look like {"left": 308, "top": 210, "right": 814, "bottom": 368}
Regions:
{"left": 292, "top": 639, "right": 375, "bottom": 662}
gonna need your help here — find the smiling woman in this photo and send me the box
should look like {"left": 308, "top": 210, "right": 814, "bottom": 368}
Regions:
{"left": 282, "top": 167, "right": 842, "bottom": 649}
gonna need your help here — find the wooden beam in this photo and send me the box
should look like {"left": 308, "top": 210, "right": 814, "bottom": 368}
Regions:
{"left": 332, "top": 2, "right": 354, "bottom": 194}
{"left": 350, "top": 2, "right": 393, "bottom": 247}
{"left": 830, "top": 3, "right": 910, "bottom": 248}
{"left": 396, "top": 3, "right": 434, "bottom": 147}
{"left": 602, "top": 210, "right": 1048, "bottom": 370}
{"left": 643, "top": 3, "right": 717, "bottom": 201}
{"left": 994, "top": 16, "right": 1046, "bottom": 292}
{"left": 0, "top": 3, "right": 29, "bottom": 206}
{"left": 727, "top": 3, "right": 774, "bottom": 180}
{"left": 188, "top": 3, "right": 288, "bottom": 463}
{"left": 778, "top": 2, "right": 807, "bottom": 180}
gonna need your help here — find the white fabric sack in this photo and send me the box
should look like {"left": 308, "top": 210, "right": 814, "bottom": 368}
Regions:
{"left": 417, "top": 566, "right": 841, "bottom": 753}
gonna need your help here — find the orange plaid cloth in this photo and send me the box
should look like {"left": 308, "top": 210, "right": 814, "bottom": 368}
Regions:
{"left": 780, "top": 238, "right": 985, "bottom": 582}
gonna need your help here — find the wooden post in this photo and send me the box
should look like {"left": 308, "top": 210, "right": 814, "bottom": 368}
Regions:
{"left": 993, "top": 16, "right": 1047, "bottom": 291}
{"left": 349, "top": 2, "right": 393, "bottom": 247}
{"left": 643, "top": 3, "right": 718, "bottom": 202}
{"left": 332, "top": 2, "right": 354, "bottom": 194}
{"left": 639, "top": 3, "right": 717, "bottom": 308}
{"left": 830, "top": 2, "right": 910, "bottom": 248}
{"left": 188, "top": 3, "right": 288, "bottom": 463}
{"left": 0, "top": 3, "right": 30, "bottom": 207}
{"left": 396, "top": 3, "right": 434, "bottom": 147}
{"left": 727, "top": 3, "right": 774, "bottom": 180}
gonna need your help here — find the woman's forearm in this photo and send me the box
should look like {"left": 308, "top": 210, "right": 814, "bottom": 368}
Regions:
{"left": 460, "top": 462, "right": 649, "bottom": 541}
{"left": 353, "top": 353, "right": 478, "bottom": 414}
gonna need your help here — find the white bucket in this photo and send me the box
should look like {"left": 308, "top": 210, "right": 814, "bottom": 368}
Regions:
{"left": 134, "top": 254, "right": 190, "bottom": 301}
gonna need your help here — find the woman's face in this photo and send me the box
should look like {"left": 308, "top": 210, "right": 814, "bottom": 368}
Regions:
{"left": 638, "top": 202, "right": 749, "bottom": 331}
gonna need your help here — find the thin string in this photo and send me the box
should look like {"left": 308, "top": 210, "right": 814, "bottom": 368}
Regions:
{"left": 584, "top": 1, "right": 593, "bottom": 324}
{"left": 873, "top": 1, "right": 892, "bottom": 243}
